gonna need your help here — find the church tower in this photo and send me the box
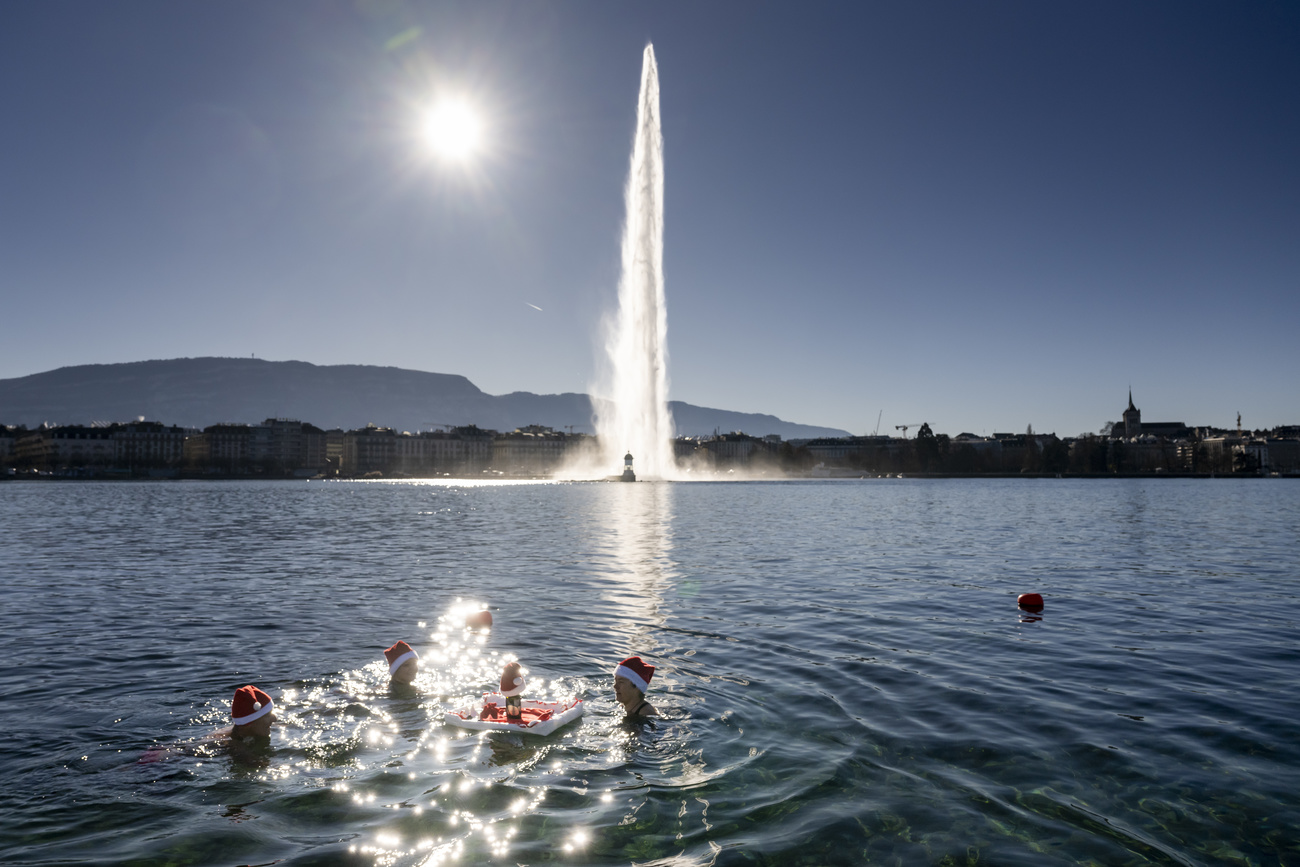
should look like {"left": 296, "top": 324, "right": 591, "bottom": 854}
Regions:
{"left": 1122, "top": 390, "right": 1141, "bottom": 438}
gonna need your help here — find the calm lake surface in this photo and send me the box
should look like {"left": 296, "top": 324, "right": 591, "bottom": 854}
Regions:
{"left": 1, "top": 478, "right": 1298, "bottom": 866}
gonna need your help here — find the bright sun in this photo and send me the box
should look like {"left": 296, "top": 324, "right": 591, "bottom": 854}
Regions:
{"left": 423, "top": 100, "right": 483, "bottom": 161}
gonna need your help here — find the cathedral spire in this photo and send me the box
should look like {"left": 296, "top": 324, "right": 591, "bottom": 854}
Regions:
{"left": 1123, "top": 389, "right": 1141, "bottom": 438}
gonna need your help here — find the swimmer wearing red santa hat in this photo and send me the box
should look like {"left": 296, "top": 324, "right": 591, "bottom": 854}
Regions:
{"left": 384, "top": 640, "right": 420, "bottom": 685}
{"left": 613, "top": 656, "right": 658, "bottom": 718}
{"left": 229, "top": 685, "right": 276, "bottom": 739}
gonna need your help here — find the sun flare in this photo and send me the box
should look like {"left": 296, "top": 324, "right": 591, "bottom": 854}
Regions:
{"left": 423, "top": 100, "right": 483, "bottom": 161}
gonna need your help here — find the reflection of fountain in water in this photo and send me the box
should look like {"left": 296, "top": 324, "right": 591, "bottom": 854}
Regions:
{"left": 598, "top": 482, "right": 676, "bottom": 654}
{"left": 586, "top": 44, "right": 677, "bottom": 481}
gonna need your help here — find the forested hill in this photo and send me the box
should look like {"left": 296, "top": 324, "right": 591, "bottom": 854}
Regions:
{"left": 0, "top": 358, "right": 851, "bottom": 439}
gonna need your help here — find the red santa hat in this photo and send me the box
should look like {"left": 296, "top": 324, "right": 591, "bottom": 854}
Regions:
{"left": 231, "top": 685, "right": 274, "bottom": 726}
{"left": 384, "top": 640, "right": 419, "bottom": 676}
{"left": 614, "top": 656, "right": 655, "bottom": 693}
{"left": 500, "top": 661, "right": 525, "bottom": 697}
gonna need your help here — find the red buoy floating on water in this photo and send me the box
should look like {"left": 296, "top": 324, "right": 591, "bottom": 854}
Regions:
{"left": 1017, "top": 592, "right": 1044, "bottom": 611}
{"left": 465, "top": 609, "right": 493, "bottom": 630}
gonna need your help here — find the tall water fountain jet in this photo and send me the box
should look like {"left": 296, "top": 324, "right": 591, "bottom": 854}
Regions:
{"left": 596, "top": 43, "right": 677, "bottom": 480}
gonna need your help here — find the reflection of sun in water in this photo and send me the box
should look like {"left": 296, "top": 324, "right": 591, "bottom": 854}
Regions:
{"left": 423, "top": 99, "right": 483, "bottom": 161}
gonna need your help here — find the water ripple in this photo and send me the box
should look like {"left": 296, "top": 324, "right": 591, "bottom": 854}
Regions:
{"left": 1, "top": 478, "right": 1298, "bottom": 865}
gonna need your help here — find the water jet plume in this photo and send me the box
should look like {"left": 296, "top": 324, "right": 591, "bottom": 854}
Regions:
{"left": 584, "top": 43, "right": 678, "bottom": 481}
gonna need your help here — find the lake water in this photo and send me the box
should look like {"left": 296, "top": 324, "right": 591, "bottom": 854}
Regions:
{"left": 1, "top": 478, "right": 1297, "bottom": 866}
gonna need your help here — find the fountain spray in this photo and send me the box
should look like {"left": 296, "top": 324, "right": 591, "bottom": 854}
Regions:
{"left": 595, "top": 43, "right": 677, "bottom": 480}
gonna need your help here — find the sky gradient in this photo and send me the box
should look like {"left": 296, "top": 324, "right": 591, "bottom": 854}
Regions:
{"left": 3, "top": 1, "right": 1297, "bottom": 437}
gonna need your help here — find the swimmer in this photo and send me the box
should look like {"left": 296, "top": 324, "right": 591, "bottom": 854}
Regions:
{"left": 229, "top": 685, "right": 275, "bottom": 739}
{"left": 138, "top": 684, "right": 274, "bottom": 762}
{"left": 613, "top": 656, "right": 658, "bottom": 718}
{"left": 384, "top": 640, "right": 419, "bottom": 685}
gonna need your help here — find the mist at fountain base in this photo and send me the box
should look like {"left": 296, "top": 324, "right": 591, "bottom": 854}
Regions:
{"left": 552, "top": 436, "right": 810, "bottom": 483}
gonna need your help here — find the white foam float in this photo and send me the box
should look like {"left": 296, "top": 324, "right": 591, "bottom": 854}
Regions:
{"left": 443, "top": 693, "right": 584, "bottom": 736}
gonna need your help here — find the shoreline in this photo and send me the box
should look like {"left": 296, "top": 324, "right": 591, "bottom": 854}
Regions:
{"left": 4, "top": 471, "right": 1295, "bottom": 483}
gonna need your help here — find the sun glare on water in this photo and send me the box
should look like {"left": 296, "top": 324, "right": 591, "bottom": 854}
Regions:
{"left": 423, "top": 99, "right": 483, "bottom": 161}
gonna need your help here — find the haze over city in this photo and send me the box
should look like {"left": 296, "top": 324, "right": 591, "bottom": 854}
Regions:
{"left": 3, "top": 2, "right": 1297, "bottom": 437}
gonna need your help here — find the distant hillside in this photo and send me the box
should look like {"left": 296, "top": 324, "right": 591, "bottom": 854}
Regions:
{"left": 0, "top": 358, "right": 850, "bottom": 439}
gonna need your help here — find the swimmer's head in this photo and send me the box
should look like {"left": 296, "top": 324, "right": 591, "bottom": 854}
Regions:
{"left": 384, "top": 640, "right": 419, "bottom": 684}
{"left": 614, "top": 656, "right": 654, "bottom": 692}
{"left": 231, "top": 685, "right": 275, "bottom": 738}
{"left": 613, "top": 655, "right": 655, "bottom": 704}
{"left": 614, "top": 657, "right": 661, "bottom": 718}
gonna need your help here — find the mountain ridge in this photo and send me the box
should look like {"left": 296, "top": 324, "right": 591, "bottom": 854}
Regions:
{"left": 0, "top": 358, "right": 851, "bottom": 439}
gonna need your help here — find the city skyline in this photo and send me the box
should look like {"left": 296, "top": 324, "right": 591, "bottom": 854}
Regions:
{"left": 3, "top": 2, "right": 1297, "bottom": 438}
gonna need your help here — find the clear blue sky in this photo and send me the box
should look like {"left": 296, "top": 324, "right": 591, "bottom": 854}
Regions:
{"left": 3, "top": 1, "right": 1297, "bottom": 437}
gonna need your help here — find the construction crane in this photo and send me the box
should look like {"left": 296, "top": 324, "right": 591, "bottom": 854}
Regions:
{"left": 894, "top": 423, "right": 928, "bottom": 439}
{"left": 872, "top": 410, "right": 883, "bottom": 437}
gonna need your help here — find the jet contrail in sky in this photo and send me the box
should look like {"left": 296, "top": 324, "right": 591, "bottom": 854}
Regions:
{"left": 527, "top": 303, "right": 542, "bottom": 311}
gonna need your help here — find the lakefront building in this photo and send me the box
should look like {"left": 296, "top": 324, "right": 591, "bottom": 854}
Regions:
{"left": 185, "top": 419, "right": 327, "bottom": 474}
{"left": 1107, "top": 392, "right": 1196, "bottom": 472}
{"left": 491, "top": 426, "right": 585, "bottom": 475}
{"left": 248, "top": 419, "right": 328, "bottom": 473}
{"left": 341, "top": 425, "right": 397, "bottom": 475}
{"left": 1123, "top": 391, "right": 1141, "bottom": 438}
{"left": 14, "top": 424, "right": 122, "bottom": 472}
{"left": 12, "top": 422, "right": 191, "bottom": 474}
{"left": 416, "top": 426, "right": 494, "bottom": 475}
{"left": 184, "top": 423, "right": 250, "bottom": 472}
{"left": 114, "top": 421, "right": 188, "bottom": 470}
{"left": 0, "top": 426, "right": 18, "bottom": 465}
{"left": 340, "top": 425, "right": 496, "bottom": 476}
